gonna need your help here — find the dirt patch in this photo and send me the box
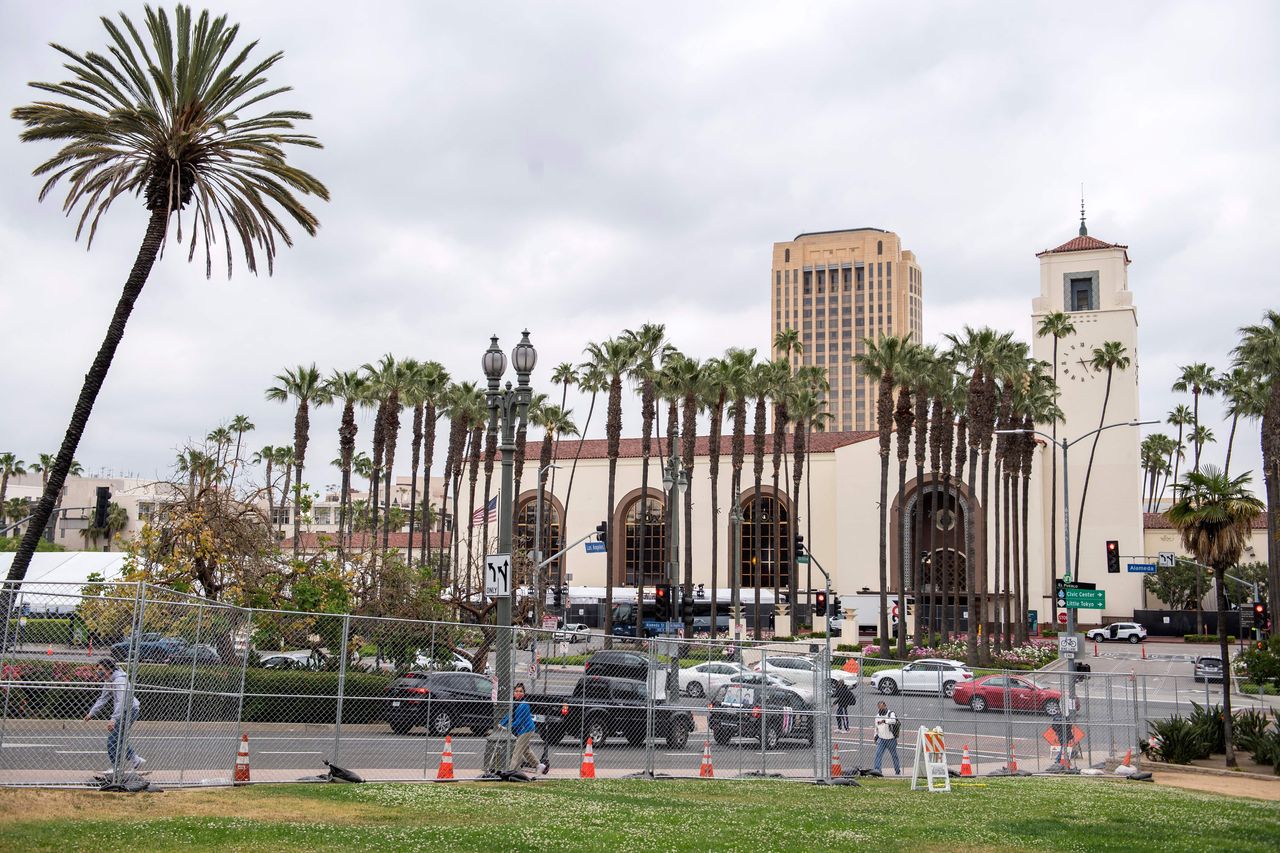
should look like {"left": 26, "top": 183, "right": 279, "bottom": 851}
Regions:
{"left": 1152, "top": 766, "right": 1280, "bottom": 801}
{"left": 0, "top": 786, "right": 392, "bottom": 825}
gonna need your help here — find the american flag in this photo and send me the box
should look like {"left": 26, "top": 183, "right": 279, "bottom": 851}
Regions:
{"left": 470, "top": 496, "right": 498, "bottom": 525}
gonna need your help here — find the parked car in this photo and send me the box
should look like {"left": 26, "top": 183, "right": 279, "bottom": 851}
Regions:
{"left": 871, "top": 659, "right": 973, "bottom": 697}
{"left": 527, "top": 675, "right": 693, "bottom": 748}
{"left": 679, "top": 661, "right": 751, "bottom": 697}
{"left": 584, "top": 649, "right": 660, "bottom": 682}
{"left": 257, "top": 654, "right": 313, "bottom": 671}
{"left": 754, "top": 655, "right": 859, "bottom": 689}
{"left": 110, "top": 636, "right": 188, "bottom": 662}
{"left": 413, "top": 650, "right": 475, "bottom": 672}
{"left": 1193, "top": 655, "right": 1224, "bottom": 683}
{"left": 727, "top": 672, "right": 813, "bottom": 701}
{"left": 554, "top": 623, "right": 591, "bottom": 644}
{"left": 1086, "top": 622, "right": 1147, "bottom": 644}
{"left": 952, "top": 674, "right": 1064, "bottom": 715}
{"left": 385, "top": 671, "right": 496, "bottom": 736}
{"left": 165, "top": 643, "right": 221, "bottom": 665}
{"left": 708, "top": 683, "right": 815, "bottom": 749}
{"left": 255, "top": 649, "right": 328, "bottom": 670}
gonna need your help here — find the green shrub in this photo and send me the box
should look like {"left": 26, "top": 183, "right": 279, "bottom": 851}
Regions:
{"left": 1239, "top": 636, "right": 1280, "bottom": 687}
{"left": 1144, "top": 715, "right": 1212, "bottom": 764}
{"left": 1240, "top": 683, "right": 1280, "bottom": 695}
{"left": 1184, "top": 634, "right": 1236, "bottom": 643}
{"left": 1249, "top": 726, "right": 1280, "bottom": 772}
{"left": 835, "top": 643, "right": 861, "bottom": 653}
{"left": 1233, "top": 708, "right": 1272, "bottom": 754}
{"left": 1188, "top": 702, "right": 1225, "bottom": 755}
{"left": 1038, "top": 628, "right": 1059, "bottom": 638}
{"left": 6, "top": 618, "right": 72, "bottom": 646}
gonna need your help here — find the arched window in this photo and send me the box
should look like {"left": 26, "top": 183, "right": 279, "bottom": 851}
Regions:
{"left": 876, "top": 240, "right": 883, "bottom": 256}
{"left": 515, "top": 498, "right": 563, "bottom": 580}
{"left": 738, "top": 493, "right": 791, "bottom": 589}
{"left": 623, "top": 497, "right": 667, "bottom": 585}
{"left": 784, "top": 248, "right": 791, "bottom": 263}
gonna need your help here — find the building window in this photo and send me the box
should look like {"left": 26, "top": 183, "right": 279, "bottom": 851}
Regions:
{"left": 271, "top": 507, "right": 291, "bottom": 526}
{"left": 621, "top": 497, "right": 666, "bottom": 585}
{"left": 516, "top": 498, "right": 564, "bottom": 582}
{"left": 775, "top": 270, "right": 781, "bottom": 287}
{"left": 877, "top": 240, "right": 883, "bottom": 256}
{"left": 1070, "top": 277, "right": 1095, "bottom": 311}
{"left": 737, "top": 493, "right": 791, "bottom": 589}
{"left": 803, "top": 271, "right": 812, "bottom": 294}
{"left": 784, "top": 248, "right": 790, "bottom": 263}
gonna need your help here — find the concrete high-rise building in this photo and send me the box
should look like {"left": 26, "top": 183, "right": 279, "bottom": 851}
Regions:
{"left": 771, "top": 228, "right": 923, "bottom": 431}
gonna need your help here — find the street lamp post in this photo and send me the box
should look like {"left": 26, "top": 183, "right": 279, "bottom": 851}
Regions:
{"left": 729, "top": 501, "right": 743, "bottom": 645}
{"left": 483, "top": 331, "right": 536, "bottom": 748}
{"left": 661, "top": 433, "right": 687, "bottom": 697}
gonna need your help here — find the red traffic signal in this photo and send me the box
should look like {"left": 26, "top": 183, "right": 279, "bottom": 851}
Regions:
{"left": 814, "top": 590, "right": 828, "bottom": 617}
{"left": 1105, "top": 540, "right": 1120, "bottom": 573}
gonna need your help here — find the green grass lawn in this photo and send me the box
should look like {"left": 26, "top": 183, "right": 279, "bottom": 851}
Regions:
{"left": 1, "top": 777, "right": 1277, "bottom": 852}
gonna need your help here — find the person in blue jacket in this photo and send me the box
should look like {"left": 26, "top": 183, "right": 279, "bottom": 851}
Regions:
{"left": 500, "top": 682, "right": 541, "bottom": 772}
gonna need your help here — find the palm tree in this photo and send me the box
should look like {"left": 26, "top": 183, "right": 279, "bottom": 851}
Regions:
{"left": 0, "top": 454, "right": 26, "bottom": 509}
{"left": 908, "top": 348, "right": 939, "bottom": 647}
{"left": 623, "top": 323, "right": 669, "bottom": 634}
{"left": 226, "top": 415, "right": 255, "bottom": 491}
{"left": 5, "top": 498, "right": 32, "bottom": 537}
{"left": 721, "top": 347, "right": 758, "bottom": 624}
{"left": 6, "top": 6, "right": 327, "bottom": 583}
{"left": 325, "top": 370, "right": 366, "bottom": 554}
{"left": 413, "top": 362, "right": 450, "bottom": 569}
{"left": 1159, "top": 405, "right": 1194, "bottom": 508}
{"left": 891, "top": 344, "right": 923, "bottom": 658}
{"left": 1019, "top": 367, "right": 1061, "bottom": 642}
{"left": 702, "top": 357, "right": 728, "bottom": 634}
{"left": 855, "top": 334, "right": 913, "bottom": 656}
{"left": 584, "top": 337, "right": 636, "bottom": 641}
{"left": 32, "top": 455, "right": 55, "bottom": 490}
{"left": 266, "top": 364, "right": 331, "bottom": 558}
{"left": 365, "top": 355, "right": 414, "bottom": 549}
{"left": 561, "top": 364, "right": 606, "bottom": 568}
{"left": 673, "top": 355, "right": 705, "bottom": 637}
{"left": 1036, "top": 312, "right": 1075, "bottom": 616}
{"left": 1073, "top": 341, "right": 1131, "bottom": 575}
{"left": 1172, "top": 363, "right": 1220, "bottom": 474}
{"left": 788, "top": 375, "right": 825, "bottom": 626}
{"left": 1140, "top": 434, "right": 1176, "bottom": 512}
{"left": 747, "top": 360, "right": 776, "bottom": 639}
{"left": 532, "top": 403, "right": 577, "bottom": 621}
{"left": 207, "top": 427, "right": 234, "bottom": 469}
{"left": 1218, "top": 368, "right": 1265, "bottom": 477}
{"left": 252, "top": 445, "right": 282, "bottom": 523}
{"left": 548, "top": 362, "right": 578, "bottom": 573}
{"left": 1167, "top": 466, "right": 1265, "bottom": 768}
{"left": 1233, "top": 311, "right": 1280, "bottom": 601}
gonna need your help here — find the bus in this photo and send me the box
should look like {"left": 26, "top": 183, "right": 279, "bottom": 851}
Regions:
{"left": 610, "top": 589, "right": 780, "bottom": 638}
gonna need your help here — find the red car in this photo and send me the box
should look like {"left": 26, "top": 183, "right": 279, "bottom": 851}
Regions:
{"left": 951, "top": 674, "right": 1064, "bottom": 716}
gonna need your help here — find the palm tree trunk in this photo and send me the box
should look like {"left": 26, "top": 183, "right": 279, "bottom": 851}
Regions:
{"left": 1073, "top": 368, "right": 1114, "bottom": 574}
{"left": 1224, "top": 412, "right": 1240, "bottom": 477}
{"left": 993, "top": 459, "right": 1002, "bottom": 650}
{"left": 1215, "top": 565, "right": 1236, "bottom": 766}
{"left": 914, "top": 464, "right": 927, "bottom": 649}
{"left": 879, "top": 452, "right": 891, "bottom": 653}
{"left": 1003, "top": 469, "right": 1013, "bottom": 651}
{"left": 896, "top": 457, "right": 908, "bottom": 659}
{"left": 979, "top": 449, "right": 992, "bottom": 665}
{"left": 407, "top": 403, "right": 424, "bottom": 567}
{"left": 264, "top": 457, "right": 275, "bottom": 526}
{"left": 1021, "top": 468, "right": 1032, "bottom": 643}
{"left": 965, "top": 446, "right": 980, "bottom": 667}
{"left": 561, "top": 388, "right": 598, "bottom": 575}
{"left": 1049, "top": 335, "right": 1060, "bottom": 619}
{"left": 1192, "top": 390, "right": 1202, "bottom": 474}
{"left": 419, "top": 404, "right": 437, "bottom": 570}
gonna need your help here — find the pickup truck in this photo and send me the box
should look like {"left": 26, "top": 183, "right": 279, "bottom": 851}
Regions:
{"left": 527, "top": 675, "right": 694, "bottom": 749}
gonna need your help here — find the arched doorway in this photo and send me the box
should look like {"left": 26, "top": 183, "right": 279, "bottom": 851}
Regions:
{"left": 892, "top": 478, "right": 977, "bottom": 634}
{"left": 621, "top": 495, "right": 667, "bottom": 586}
{"left": 737, "top": 490, "right": 792, "bottom": 591}
{"left": 514, "top": 496, "right": 564, "bottom": 581}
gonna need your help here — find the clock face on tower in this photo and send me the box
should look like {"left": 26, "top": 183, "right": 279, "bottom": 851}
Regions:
{"left": 1058, "top": 341, "right": 1098, "bottom": 383}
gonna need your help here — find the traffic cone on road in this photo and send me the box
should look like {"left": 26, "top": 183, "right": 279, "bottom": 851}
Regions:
{"left": 831, "top": 741, "right": 843, "bottom": 777}
{"left": 580, "top": 737, "right": 596, "bottom": 778}
{"left": 1120, "top": 747, "right": 1133, "bottom": 768}
{"left": 46, "top": 645, "right": 52, "bottom": 656}
{"left": 959, "top": 744, "right": 973, "bottom": 777}
{"left": 699, "top": 740, "right": 714, "bottom": 778}
{"left": 436, "top": 735, "right": 455, "bottom": 780}
{"left": 1093, "top": 641, "right": 1099, "bottom": 657}
{"left": 1141, "top": 643, "right": 1147, "bottom": 660}
{"left": 234, "top": 733, "right": 250, "bottom": 784}
{"left": 1007, "top": 744, "right": 1018, "bottom": 773}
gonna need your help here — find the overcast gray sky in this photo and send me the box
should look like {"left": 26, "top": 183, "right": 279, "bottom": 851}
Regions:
{"left": 1, "top": 1, "right": 1277, "bottom": 493}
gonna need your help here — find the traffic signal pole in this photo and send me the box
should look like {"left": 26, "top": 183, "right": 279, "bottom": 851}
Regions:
{"left": 798, "top": 537, "right": 832, "bottom": 783}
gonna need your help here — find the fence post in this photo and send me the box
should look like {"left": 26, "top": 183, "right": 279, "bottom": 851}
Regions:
{"left": 644, "top": 634, "right": 656, "bottom": 777}
{"left": 332, "top": 613, "right": 351, "bottom": 765}
{"left": 116, "top": 582, "right": 147, "bottom": 780}
{"left": 179, "top": 599, "right": 206, "bottom": 785}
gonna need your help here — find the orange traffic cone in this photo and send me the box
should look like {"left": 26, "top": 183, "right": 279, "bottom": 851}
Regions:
{"left": 831, "top": 741, "right": 843, "bottom": 777}
{"left": 1141, "top": 644, "right": 1147, "bottom": 660}
{"left": 234, "top": 733, "right": 250, "bottom": 784}
{"left": 47, "top": 645, "right": 53, "bottom": 656}
{"left": 1093, "top": 641, "right": 1099, "bottom": 657}
{"left": 436, "top": 735, "right": 455, "bottom": 780}
{"left": 959, "top": 744, "right": 973, "bottom": 777}
{"left": 699, "top": 740, "right": 714, "bottom": 778}
{"left": 580, "top": 737, "right": 596, "bottom": 778}
{"left": 1008, "top": 744, "right": 1018, "bottom": 773}
{"left": 1120, "top": 747, "right": 1133, "bottom": 767}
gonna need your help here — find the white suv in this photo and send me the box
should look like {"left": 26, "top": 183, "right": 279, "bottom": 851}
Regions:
{"left": 1086, "top": 623, "right": 1147, "bottom": 644}
{"left": 753, "top": 656, "right": 859, "bottom": 688}
{"left": 871, "top": 658, "right": 973, "bottom": 697}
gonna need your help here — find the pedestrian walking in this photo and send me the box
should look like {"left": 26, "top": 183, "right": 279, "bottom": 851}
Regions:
{"left": 499, "top": 682, "right": 543, "bottom": 773}
{"left": 873, "top": 700, "right": 900, "bottom": 775}
{"left": 832, "top": 680, "right": 856, "bottom": 731}
{"left": 84, "top": 657, "right": 143, "bottom": 774}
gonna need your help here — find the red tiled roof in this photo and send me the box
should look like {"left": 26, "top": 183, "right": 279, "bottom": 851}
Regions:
{"left": 1143, "top": 511, "right": 1269, "bottom": 530}
{"left": 550, "top": 431, "right": 877, "bottom": 462}
{"left": 283, "top": 531, "right": 453, "bottom": 549}
{"left": 1036, "top": 234, "right": 1130, "bottom": 260}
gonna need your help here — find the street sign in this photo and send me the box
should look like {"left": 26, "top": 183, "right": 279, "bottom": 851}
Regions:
{"left": 1058, "top": 634, "right": 1080, "bottom": 655}
{"left": 796, "top": 554, "right": 810, "bottom": 564}
{"left": 584, "top": 541, "right": 606, "bottom": 553}
{"left": 1057, "top": 612, "right": 1068, "bottom": 625}
{"left": 1127, "top": 563, "right": 1157, "bottom": 574}
{"left": 484, "top": 553, "right": 512, "bottom": 597}
{"left": 1063, "top": 587, "right": 1106, "bottom": 609}
{"left": 1158, "top": 551, "right": 1176, "bottom": 568}
{"left": 542, "top": 614, "right": 557, "bottom": 630}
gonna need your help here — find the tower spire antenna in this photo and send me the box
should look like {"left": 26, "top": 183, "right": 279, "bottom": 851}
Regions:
{"left": 1079, "top": 184, "right": 1087, "bottom": 236}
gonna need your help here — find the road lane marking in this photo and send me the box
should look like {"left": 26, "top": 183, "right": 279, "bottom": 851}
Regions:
{"left": 55, "top": 750, "right": 102, "bottom": 754}
{"left": 1, "top": 743, "right": 51, "bottom": 748}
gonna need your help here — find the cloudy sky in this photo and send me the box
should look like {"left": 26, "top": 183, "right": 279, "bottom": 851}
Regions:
{"left": 1, "top": 0, "right": 1277, "bottom": 493}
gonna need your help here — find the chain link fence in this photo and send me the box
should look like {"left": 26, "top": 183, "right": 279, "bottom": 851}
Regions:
{"left": 2, "top": 580, "right": 1226, "bottom": 788}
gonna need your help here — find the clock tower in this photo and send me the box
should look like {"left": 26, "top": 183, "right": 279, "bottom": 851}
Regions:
{"left": 1031, "top": 207, "right": 1144, "bottom": 617}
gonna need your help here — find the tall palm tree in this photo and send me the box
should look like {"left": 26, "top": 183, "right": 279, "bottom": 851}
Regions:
{"left": 702, "top": 357, "right": 728, "bottom": 634}
{"left": 32, "top": 455, "right": 55, "bottom": 490}
{"left": 1172, "top": 363, "right": 1219, "bottom": 474}
{"left": 548, "top": 362, "right": 578, "bottom": 574}
{"left": 1159, "top": 405, "right": 1194, "bottom": 508}
{"left": 788, "top": 374, "right": 825, "bottom": 626}
{"left": 1168, "top": 466, "right": 1264, "bottom": 768}
{"left": 6, "top": 6, "right": 327, "bottom": 583}
{"left": 561, "top": 364, "right": 606, "bottom": 566}
{"left": 1233, "top": 311, "right": 1280, "bottom": 604}
{"left": 1073, "top": 341, "right": 1131, "bottom": 574}
{"left": 891, "top": 344, "right": 923, "bottom": 657}
{"left": 252, "top": 445, "right": 282, "bottom": 523}
{"left": 1218, "top": 367, "right": 1265, "bottom": 477}
{"left": 909, "top": 348, "right": 938, "bottom": 647}
{"left": 266, "top": 364, "right": 331, "bottom": 559}
{"left": 227, "top": 415, "right": 255, "bottom": 492}
{"left": 414, "top": 362, "right": 450, "bottom": 569}
{"left": 532, "top": 403, "right": 577, "bottom": 623}
{"left": 583, "top": 337, "right": 636, "bottom": 641}
{"left": 673, "top": 355, "right": 705, "bottom": 637}
{"left": 1140, "top": 434, "right": 1176, "bottom": 513}
{"left": 1021, "top": 366, "right": 1061, "bottom": 643}
{"left": 325, "top": 370, "right": 366, "bottom": 555}
{"left": 992, "top": 344, "right": 1030, "bottom": 650}
{"left": 1036, "top": 312, "right": 1076, "bottom": 609}
{"left": 0, "top": 454, "right": 26, "bottom": 509}
{"left": 623, "top": 323, "right": 669, "bottom": 634}
{"left": 400, "top": 361, "right": 427, "bottom": 565}
{"left": 364, "top": 355, "right": 413, "bottom": 549}
{"left": 747, "top": 361, "right": 775, "bottom": 639}
{"left": 207, "top": 427, "right": 234, "bottom": 469}
{"left": 761, "top": 359, "right": 793, "bottom": 632}
{"left": 855, "top": 334, "right": 914, "bottom": 655}
{"left": 721, "top": 347, "right": 758, "bottom": 624}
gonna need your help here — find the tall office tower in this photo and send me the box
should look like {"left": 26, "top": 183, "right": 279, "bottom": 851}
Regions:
{"left": 771, "top": 228, "right": 923, "bottom": 431}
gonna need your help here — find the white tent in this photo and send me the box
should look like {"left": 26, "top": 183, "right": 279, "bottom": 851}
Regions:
{"left": 0, "top": 552, "right": 129, "bottom": 586}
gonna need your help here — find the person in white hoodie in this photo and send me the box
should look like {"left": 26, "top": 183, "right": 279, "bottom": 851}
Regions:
{"left": 84, "top": 657, "right": 144, "bottom": 773}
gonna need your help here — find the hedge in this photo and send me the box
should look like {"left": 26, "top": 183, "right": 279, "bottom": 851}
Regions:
{"left": 5, "top": 618, "right": 72, "bottom": 646}
{"left": 1184, "top": 634, "right": 1237, "bottom": 643}
{"left": 0, "top": 660, "right": 397, "bottom": 724}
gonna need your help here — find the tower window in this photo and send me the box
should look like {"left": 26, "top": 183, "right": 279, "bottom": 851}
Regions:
{"left": 877, "top": 240, "right": 883, "bottom": 256}
{"left": 785, "top": 248, "right": 791, "bottom": 263}
{"left": 1066, "top": 274, "right": 1099, "bottom": 312}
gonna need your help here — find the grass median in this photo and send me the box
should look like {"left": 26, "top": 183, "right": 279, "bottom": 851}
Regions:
{"left": 1, "top": 777, "right": 1279, "bottom": 852}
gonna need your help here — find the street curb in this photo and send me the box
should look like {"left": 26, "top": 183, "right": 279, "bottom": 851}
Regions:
{"left": 1142, "top": 762, "right": 1280, "bottom": 783}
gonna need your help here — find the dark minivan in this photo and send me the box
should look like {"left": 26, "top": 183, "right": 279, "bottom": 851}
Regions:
{"left": 385, "top": 671, "right": 495, "bottom": 736}
{"left": 584, "top": 649, "right": 658, "bottom": 682}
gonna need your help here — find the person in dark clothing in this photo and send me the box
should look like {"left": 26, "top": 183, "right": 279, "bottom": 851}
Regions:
{"left": 832, "top": 680, "right": 856, "bottom": 731}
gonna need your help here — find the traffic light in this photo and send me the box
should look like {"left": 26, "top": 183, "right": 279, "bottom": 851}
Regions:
{"left": 794, "top": 534, "right": 806, "bottom": 557}
{"left": 1105, "top": 540, "right": 1120, "bottom": 574}
{"left": 696, "top": 583, "right": 705, "bottom": 600}
{"left": 655, "top": 584, "right": 672, "bottom": 620}
{"left": 831, "top": 595, "right": 841, "bottom": 615}
{"left": 595, "top": 521, "right": 608, "bottom": 545}
{"left": 93, "top": 486, "right": 111, "bottom": 529}
{"left": 552, "top": 585, "right": 563, "bottom": 608}
{"left": 1255, "top": 601, "right": 1271, "bottom": 637}
{"left": 814, "top": 590, "right": 828, "bottom": 617}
